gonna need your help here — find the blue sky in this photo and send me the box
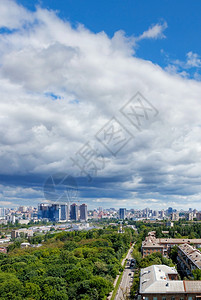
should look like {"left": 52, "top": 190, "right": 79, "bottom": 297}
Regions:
{"left": 18, "top": 0, "right": 201, "bottom": 74}
{"left": 1, "top": 0, "right": 201, "bottom": 210}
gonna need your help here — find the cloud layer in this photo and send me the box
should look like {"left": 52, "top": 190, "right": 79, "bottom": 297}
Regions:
{"left": 0, "top": 1, "right": 201, "bottom": 210}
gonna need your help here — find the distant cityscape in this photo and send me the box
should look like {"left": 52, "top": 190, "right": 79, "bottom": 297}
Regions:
{"left": 0, "top": 204, "right": 200, "bottom": 224}
{"left": 0, "top": 203, "right": 201, "bottom": 298}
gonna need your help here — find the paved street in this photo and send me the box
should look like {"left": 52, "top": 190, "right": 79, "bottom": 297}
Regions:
{"left": 115, "top": 244, "right": 135, "bottom": 300}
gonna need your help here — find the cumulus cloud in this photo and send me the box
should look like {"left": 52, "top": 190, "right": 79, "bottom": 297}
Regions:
{"left": 0, "top": 1, "right": 201, "bottom": 209}
{"left": 165, "top": 51, "right": 201, "bottom": 78}
{"left": 0, "top": 0, "right": 33, "bottom": 29}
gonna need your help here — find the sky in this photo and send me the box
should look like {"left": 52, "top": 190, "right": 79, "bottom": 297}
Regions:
{"left": 1, "top": 0, "right": 201, "bottom": 210}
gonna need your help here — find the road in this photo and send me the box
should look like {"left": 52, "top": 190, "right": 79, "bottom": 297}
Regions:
{"left": 115, "top": 244, "right": 135, "bottom": 300}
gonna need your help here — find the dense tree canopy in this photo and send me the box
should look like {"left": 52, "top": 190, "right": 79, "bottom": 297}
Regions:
{"left": 0, "top": 227, "right": 135, "bottom": 299}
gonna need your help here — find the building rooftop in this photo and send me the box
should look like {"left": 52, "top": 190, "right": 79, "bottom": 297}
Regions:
{"left": 142, "top": 241, "right": 163, "bottom": 248}
{"left": 184, "top": 281, "right": 201, "bottom": 293}
{"left": 140, "top": 265, "right": 201, "bottom": 295}
{"left": 142, "top": 235, "right": 163, "bottom": 249}
{"left": 140, "top": 265, "right": 184, "bottom": 294}
{"left": 179, "top": 244, "right": 201, "bottom": 269}
{"left": 159, "top": 238, "right": 201, "bottom": 244}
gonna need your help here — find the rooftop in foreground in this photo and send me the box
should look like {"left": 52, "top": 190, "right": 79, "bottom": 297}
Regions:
{"left": 139, "top": 265, "right": 201, "bottom": 295}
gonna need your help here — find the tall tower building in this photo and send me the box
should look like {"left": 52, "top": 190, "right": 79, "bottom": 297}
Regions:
{"left": 119, "top": 208, "right": 126, "bottom": 220}
{"left": 80, "top": 204, "right": 87, "bottom": 221}
{"left": 70, "top": 203, "right": 79, "bottom": 221}
{"left": 38, "top": 203, "right": 68, "bottom": 222}
{"left": 60, "top": 204, "right": 68, "bottom": 221}
{"left": 0, "top": 208, "right": 5, "bottom": 217}
{"left": 38, "top": 203, "right": 50, "bottom": 219}
{"left": 50, "top": 204, "right": 61, "bottom": 222}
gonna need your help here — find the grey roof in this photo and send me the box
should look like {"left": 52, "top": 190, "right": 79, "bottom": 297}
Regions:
{"left": 184, "top": 281, "right": 201, "bottom": 293}
{"left": 142, "top": 236, "right": 163, "bottom": 249}
{"left": 142, "top": 241, "right": 163, "bottom": 248}
{"left": 142, "top": 237, "right": 201, "bottom": 250}
{"left": 159, "top": 238, "right": 201, "bottom": 244}
{"left": 140, "top": 265, "right": 184, "bottom": 294}
{"left": 179, "top": 244, "right": 201, "bottom": 269}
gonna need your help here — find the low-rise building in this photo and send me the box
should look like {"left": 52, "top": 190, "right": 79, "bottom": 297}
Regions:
{"left": 142, "top": 232, "right": 201, "bottom": 257}
{"left": 142, "top": 240, "right": 164, "bottom": 257}
{"left": 18, "top": 219, "right": 30, "bottom": 225}
{"left": 11, "top": 229, "right": 33, "bottom": 239}
{"left": 159, "top": 238, "right": 201, "bottom": 256}
{"left": 139, "top": 265, "right": 201, "bottom": 299}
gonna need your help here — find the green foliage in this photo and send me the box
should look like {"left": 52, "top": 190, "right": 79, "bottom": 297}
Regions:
{"left": 7, "top": 241, "right": 21, "bottom": 252}
{"left": 169, "top": 246, "right": 178, "bottom": 262}
{"left": 63, "top": 241, "right": 78, "bottom": 251}
{"left": 130, "top": 270, "right": 140, "bottom": 297}
{"left": 139, "top": 252, "right": 174, "bottom": 268}
{"left": 192, "top": 269, "right": 201, "bottom": 280}
{"left": 0, "top": 227, "right": 135, "bottom": 299}
{"left": 29, "top": 234, "right": 43, "bottom": 244}
{"left": 24, "top": 282, "right": 42, "bottom": 300}
{"left": 0, "top": 273, "right": 24, "bottom": 299}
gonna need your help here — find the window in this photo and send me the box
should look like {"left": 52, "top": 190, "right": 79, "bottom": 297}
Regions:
{"left": 171, "top": 297, "right": 175, "bottom": 300}
{"left": 188, "top": 297, "right": 192, "bottom": 300}
{"left": 162, "top": 297, "right": 166, "bottom": 300}
{"left": 153, "top": 297, "right": 157, "bottom": 300}
{"left": 145, "top": 297, "right": 149, "bottom": 300}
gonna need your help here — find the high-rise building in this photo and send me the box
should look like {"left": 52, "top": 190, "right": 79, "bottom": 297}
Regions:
{"left": 171, "top": 212, "right": 179, "bottom": 221}
{"left": 60, "top": 204, "right": 69, "bottom": 221}
{"left": 49, "top": 204, "right": 61, "bottom": 222}
{"left": 80, "top": 204, "right": 87, "bottom": 221}
{"left": 0, "top": 208, "right": 5, "bottom": 217}
{"left": 38, "top": 203, "right": 68, "bottom": 221}
{"left": 161, "top": 210, "right": 165, "bottom": 218}
{"left": 119, "top": 208, "right": 126, "bottom": 220}
{"left": 19, "top": 206, "right": 27, "bottom": 213}
{"left": 38, "top": 203, "right": 50, "bottom": 219}
{"left": 186, "top": 212, "right": 194, "bottom": 221}
{"left": 70, "top": 203, "right": 79, "bottom": 221}
{"left": 153, "top": 210, "right": 158, "bottom": 218}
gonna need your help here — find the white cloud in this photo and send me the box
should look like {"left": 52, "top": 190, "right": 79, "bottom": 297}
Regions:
{"left": 186, "top": 51, "right": 201, "bottom": 67}
{"left": 137, "top": 21, "right": 167, "bottom": 40}
{"left": 165, "top": 51, "right": 201, "bottom": 79}
{"left": 0, "top": 0, "right": 33, "bottom": 29}
{"left": 0, "top": 2, "right": 201, "bottom": 209}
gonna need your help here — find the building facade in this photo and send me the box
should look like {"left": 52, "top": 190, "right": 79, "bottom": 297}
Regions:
{"left": 80, "top": 204, "right": 87, "bottom": 221}
{"left": 11, "top": 229, "right": 33, "bottom": 239}
{"left": 177, "top": 244, "right": 201, "bottom": 277}
{"left": 70, "top": 203, "right": 79, "bottom": 221}
{"left": 38, "top": 203, "right": 68, "bottom": 221}
{"left": 142, "top": 232, "right": 201, "bottom": 258}
{"left": 119, "top": 208, "right": 126, "bottom": 220}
